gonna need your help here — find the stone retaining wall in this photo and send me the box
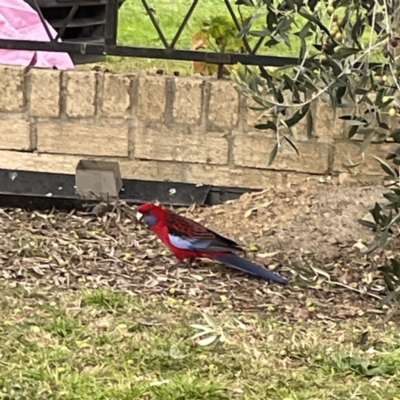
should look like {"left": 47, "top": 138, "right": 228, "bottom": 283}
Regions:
{"left": 0, "top": 65, "right": 392, "bottom": 188}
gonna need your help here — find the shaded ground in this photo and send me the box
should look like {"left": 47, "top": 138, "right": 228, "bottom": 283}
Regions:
{"left": 0, "top": 179, "right": 396, "bottom": 323}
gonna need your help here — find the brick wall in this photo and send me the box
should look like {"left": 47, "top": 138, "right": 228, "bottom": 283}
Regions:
{"left": 0, "top": 65, "right": 391, "bottom": 189}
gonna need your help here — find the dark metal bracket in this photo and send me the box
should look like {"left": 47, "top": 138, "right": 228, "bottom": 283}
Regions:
{"left": 0, "top": 168, "right": 260, "bottom": 211}
{"left": 55, "top": 3, "right": 81, "bottom": 42}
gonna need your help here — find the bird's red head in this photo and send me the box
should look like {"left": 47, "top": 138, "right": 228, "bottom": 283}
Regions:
{"left": 137, "top": 202, "right": 163, "bottom": 215}
{"left": 136, "top": 202, "right": 165, "bottom": 227}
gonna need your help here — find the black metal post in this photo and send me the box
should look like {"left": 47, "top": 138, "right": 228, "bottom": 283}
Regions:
{"left": 142, "top": 0, "right": 170, "bottom": 49}
{"left": 32, "top": 0, "right": 55, "bottom": 42}
{"left": 170, "top": 0, "right": 200, "bottom": 49}
{"left": 55, "top": 4, "right": 80, "bottom": 42}
{"left": 105, "top": 0, "right": 119, "bottom": 47}
{"left": 224, "top": 0, "right": 252, "bottom": 54}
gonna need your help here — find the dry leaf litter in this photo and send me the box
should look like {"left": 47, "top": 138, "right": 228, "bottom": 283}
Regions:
{"left": 0, "top": 178, "right": 398, "bottom": 322}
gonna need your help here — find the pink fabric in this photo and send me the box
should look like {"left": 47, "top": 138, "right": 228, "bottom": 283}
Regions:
{"left": 0, "top": 0, "right": 74, "bottom": 69}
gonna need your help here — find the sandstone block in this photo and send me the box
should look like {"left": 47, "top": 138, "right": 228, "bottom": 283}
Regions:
{"left": 120, "top": 159, "right": 184, "bottom": 182}
{"left": 208, "top": 80, "right": 239, "bottom": 127}
{"left": 0, "top": 150, "right": 186, "bottom": 183}
{"left": 134, "top": 124, "right": 228, "bottom": 165}
{"left": 173, "top": 78, "right": 203, "bottom": 124}
{"left": 0, "top": 151, "right": 82, "bottom": 174}
{"left": 233, "top": 132, "right": 329, "bottom": 173}
{"left": 0, "top": 65, "right": 25, "bottom": 112}
{"left": 246, "top": 93, "right": 314, "bottom": 140}
{"left": 102, "top": 73, "right": 131, "bottom": 118}
{"left": 65, "top": 70, "right": 97, "bottom": 117}
{"left": 137, "top": 76, "right": 166, "bottom": 121}
{"left": 185, "top": 164, "right": 284, "bottom": 188}
{"left": 0, "top": 119, "right": 31, "bottom": 150}
{"left": 29, "top": 68, "right": 61, "bottom": 117}
{"left": 313, "top": 100, "right": 350, "bottom": 140}
{"left": 245, "top": 97, "right": 264, "bottom": 128}
{"left": 37, "top": 120, "right": 128, "bottom": 157}
{"left": 333, "top": 141, "right": 394, "bottom": 175}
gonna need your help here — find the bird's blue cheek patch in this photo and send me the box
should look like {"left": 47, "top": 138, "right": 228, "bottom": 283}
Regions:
{"left": 143, "top": 214, "right": 158, "bottom": 226}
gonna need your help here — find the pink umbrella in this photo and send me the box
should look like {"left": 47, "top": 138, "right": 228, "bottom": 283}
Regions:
{"left": 0, "top": 0, "right": 74, "bottom": 69}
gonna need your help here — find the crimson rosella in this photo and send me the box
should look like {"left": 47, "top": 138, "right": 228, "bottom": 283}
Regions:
{"left": 136, "top": 202, "right": 288, "bottom": 284}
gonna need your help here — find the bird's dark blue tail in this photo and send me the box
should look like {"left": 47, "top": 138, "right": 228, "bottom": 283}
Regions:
{"left": 210, "top": 253, "right": 288, "bottom": 284}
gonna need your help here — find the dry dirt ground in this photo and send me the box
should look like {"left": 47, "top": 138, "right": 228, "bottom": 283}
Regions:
{"left": 0, "top": 177, "right": 397, "bottom": 323}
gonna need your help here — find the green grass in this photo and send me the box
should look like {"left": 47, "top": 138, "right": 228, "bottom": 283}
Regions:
{"left": 118, "top": 0, "right": 223, "bottom": 49}
{"left": 95, "top": 0, "right": 308, "bottom": 73}
{"left": 84, "top": 0, "right": 382, "bottom": 75}
{"left": 1, "top": 281, "right": 400, "bottom": 399}
{"left": 92, "top": 0, "right": 233, "bottom": 74}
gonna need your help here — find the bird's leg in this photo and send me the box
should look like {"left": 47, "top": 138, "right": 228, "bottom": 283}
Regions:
{"left": 167, "top": 258, "right": 194, "bottom": 274}
{"left": 167, "top": 262, "right": 180, "bottom": 273}
{"left": 166, "top": 257, "right": 187, "bottom": 273}
{"left": 186, "top": 259, "right": 194, "bottom": 271}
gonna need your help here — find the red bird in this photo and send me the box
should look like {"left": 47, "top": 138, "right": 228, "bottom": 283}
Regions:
{"left": 136, "top": 202, "right": 287, "bottom": 284}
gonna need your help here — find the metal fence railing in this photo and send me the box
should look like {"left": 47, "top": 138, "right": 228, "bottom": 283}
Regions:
{"left": 1, "top": 0, "right": 383, "bottom": 72}
{"left": 0, "top": 0, "right": 300, "bottom": 69}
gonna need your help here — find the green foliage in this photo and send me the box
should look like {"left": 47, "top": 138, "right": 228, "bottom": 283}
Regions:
{"left": 233, "top": 0, "right": 400, "bottom": 303}
{"left": 192, "top": 15, "right": 245, "bottom": 77}
{"left": 377, "top": 258, "right": 400, "bottom": 305}
{"left": 235, "top": 0, "right": 399, "bottom": 161}
{"left": 82, "top": 288, "right": 129, "bottom": 310}
{"left": 202, "top": 16, "right": 244, "bottom": 52}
